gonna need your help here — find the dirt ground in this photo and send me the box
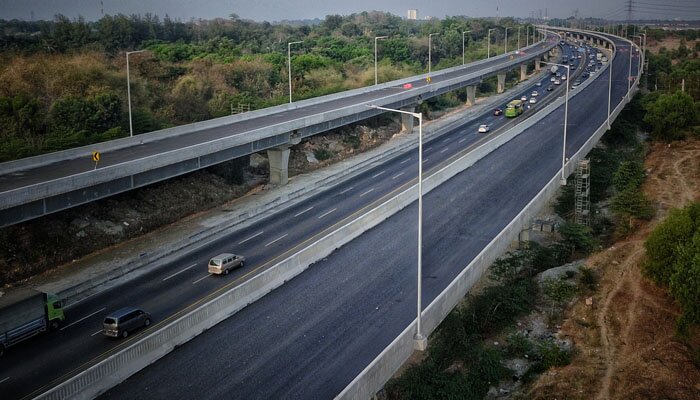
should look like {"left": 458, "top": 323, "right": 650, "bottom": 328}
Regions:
{"left": 527, "top": 139, "right": 700, "bottom": 399}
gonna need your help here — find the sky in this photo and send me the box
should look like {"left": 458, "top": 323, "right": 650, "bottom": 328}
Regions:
{"left": 0, "top": 0, "right": 698, "bottom": 22}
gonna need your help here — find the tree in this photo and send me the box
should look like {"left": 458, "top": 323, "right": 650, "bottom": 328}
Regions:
{"left": 643, "top": 203, "right": 700, "bottom": 285}
{"left": 612, "top": 160, "right": 645, "bottom": 191}
{"left": 643, "top": 91, "right": 698, "bottom": 141}
{"left": 558, "top": 222, "right": 597, "bottom": 257}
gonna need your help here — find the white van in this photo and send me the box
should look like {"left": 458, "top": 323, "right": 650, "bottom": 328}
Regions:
{"left": 208, "top": 253, "right": 245, "bottom": 275}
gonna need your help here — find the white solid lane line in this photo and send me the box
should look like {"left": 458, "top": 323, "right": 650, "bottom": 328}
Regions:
{"left": 339, "top": 186, "right": 354, "bottom": 195}
{"left": 294, "top": 206, "right": 314, "bottom": 217}
{"left": 440, "top": 147, "right": 449, "bottom": 154}
{"left": 238, "top": 231, "right": 264, "bottom": 245}
{"left": 423, "top": 158, "right": 429, "bottom": 163}
{"left": 400, "top": 158, "right": 411, "bottom": 164}
{"left": 372, "top": 170, "right": 386, "bottom": 179}
{"left": 360, "top": 188, "right": 375, "bottom": 197}
{"left": 442, "top": 138, "right": 451, "bottom": 143}
{"left": 392, "top": 172, "right": 405, "bottom": 180}
{"left": 0, "top": 377, "right": 9, "bottom": 384}
{"left": 459, "top": 138, "right": 467, "bottom": 143}
{"left": 91, "top": 330, "right": 103, "bottom": 337}
{"left": 265, "top": 233, "right": 289, "bottom": 247}
{"left": 425, "top": 146, "right": 433, "bottom": 151}
{"left": 192, "top": 274, "right": 211, "bottom": 284}
{"left": 60, "top": 307, "right": 107, "bottom": 331}
{"left": 317, "top": 208, "right": 337, "bottom": 219}
{"left": 162, "top": 263, "right": 197, "bottom": 281}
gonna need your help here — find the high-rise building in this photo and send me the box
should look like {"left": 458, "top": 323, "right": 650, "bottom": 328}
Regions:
{"left": 407, "top": 9, "right": 418, "bottom": 20}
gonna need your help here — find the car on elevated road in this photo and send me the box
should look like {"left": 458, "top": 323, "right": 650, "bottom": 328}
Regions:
{"left": 493, "top": 108, "right": 503, "bottom": 116}
{"left": 478, "top": 124, "right": 490, "bottom": 133}
{"left": 208, "top": 253, "right": 246, "bottom": 275}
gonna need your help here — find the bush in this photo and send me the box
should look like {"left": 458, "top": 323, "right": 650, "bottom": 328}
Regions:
{"left": 313, "top": 148, "right": 334, "bottom": 161}
{"left": 644, "top": 202, "right": 700, "bottom": 330}
{"left": 542, "top": 277, "right": 577, "bottom": 302}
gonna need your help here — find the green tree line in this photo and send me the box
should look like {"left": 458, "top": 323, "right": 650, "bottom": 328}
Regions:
{"left": 0, "top": 13, "right": 532, "bottom": 162}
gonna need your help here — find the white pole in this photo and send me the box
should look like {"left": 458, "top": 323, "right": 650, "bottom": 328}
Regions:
{"left": 488, "top": 29, "right": 495, "bottom": 58}
{"left": 526, "top": 26, "right": 530, "bottom": 47}
{"left": 375, "top": 36, "right": 388, "bottom": 85}
{"left": 416, "top": 112, "right": 424, "bottom": 348}
{"left": 428, "top": 33, "right": 439, "bottom": 77}
{"left": 462, "top": 31, "right": 470, "bottom": 65}
{"left": 288, "top": 41, "right": 302, "bottom": 103}
{"left": 126, "top": 50, "right": 145, "bottom": 137}
{"left": 607, "top": 49, "right": 613, "bottom": 129}
{"left": 563, "top": 64, "right": 569, "bottom": 185}
{"left": 504, "top": 27, "right": 509, "bottom": 54}
{"left": 627, "top": 40, "right": 632, "bottom": 100}
{"left": 366, "top": 104, "right": 426, "bottom": 350}
{"left": 517, "top": 26, "right": 521, "bottom": 50}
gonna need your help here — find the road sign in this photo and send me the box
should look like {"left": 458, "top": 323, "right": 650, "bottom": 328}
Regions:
{"left": 92, "top": 151, "right": 100, "bottom": 162}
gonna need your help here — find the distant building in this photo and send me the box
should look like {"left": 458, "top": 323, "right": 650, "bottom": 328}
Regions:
{"left": 407, "top": 9, "right": 418, "bottom": 20}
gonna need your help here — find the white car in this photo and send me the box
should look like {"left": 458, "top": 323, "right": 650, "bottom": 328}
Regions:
{"left": 554, "top": 79, "right": 561, "bottom": 85}
{"left": 550, "top": 76, "right": 556, "bottom": 82}
{"left": 529, "top": 97, "right": 537, "bottom": 104}
{"left": 536, "top": 82, "right": 542, "bottom": 86}
{"left": 521, "top": 95, "right": 527, "bottom": 101}
{"left": 531, "top": 91, "right": 539, "bottom": 97}
{"left": 478, "top": 124, "right": 490, "bottom": 133}
{"left": 561, "top": 75, "right": 567, "bottom": 81}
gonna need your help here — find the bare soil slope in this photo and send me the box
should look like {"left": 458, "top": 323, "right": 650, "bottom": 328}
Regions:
{"left": 527, "top": 139, "right": 700, "bottom": 399}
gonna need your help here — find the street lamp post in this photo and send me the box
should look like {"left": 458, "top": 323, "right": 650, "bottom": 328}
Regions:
{"left": 526, "top": 26, "right": 530, "bottom": 47}
{"left": 367, "top": 104, "right": 427, "bottom": 351}
{"left": 626, "top": 38, "right": 633, "bottom": 100}
{"left": 462, "top": 30, "right": 471, "bottom": 65}
{"left": 607, "top": 46, "right": 614, "bottom": 129}
{"left": 428, "top": 33, "right": 439, "bottom": 77}
{"left": 288, "top": 41, "right": 303, "bottom": 103}
{"left": 504, "top": 27, "right": 509, "bottom": 54}
{"left": 544, "top": 61, "right": 570, "bottom": 186}
{"left": 517, "top": 26, "right": 521, "bottom": 50}
{"left": 487, "top": 28, "right": 496, "bottom": 58}
{"left": 126, "top": 50, "right": 146, "bottom": 137}
{"left": 375, "top": 36, "right": 388, "bottom": 85}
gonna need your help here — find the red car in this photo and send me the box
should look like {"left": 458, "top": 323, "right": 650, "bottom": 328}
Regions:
{"left": 493, "top": 108, "right": 503, "bottom": 116}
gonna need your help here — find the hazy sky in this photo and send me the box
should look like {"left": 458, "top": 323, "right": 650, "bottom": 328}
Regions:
{"left": 1, "top": 0, "right": 697, "bottom": 22}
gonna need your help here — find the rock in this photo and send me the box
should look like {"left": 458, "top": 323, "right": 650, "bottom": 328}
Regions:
{"left": 71, "top": 218, "right": 90, "bottom": 230}
{"left": 536, "top": 260, "right": 585, "bottom": 284}
{"left": 327, "top": 140, "right": 345, "bottom": 153}
{"left": 305, "top": 151, "right": 319, "bottom": 164}
{"left": 586, "top": 297, "right": 593, "bottom": 305}
{"left": 249, "top": 153, "right": 268, "bottom": 168}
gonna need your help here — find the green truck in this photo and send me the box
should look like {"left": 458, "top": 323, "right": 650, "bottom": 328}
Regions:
{"left": 0, "top": 289, "right": 65, "bottom": 356}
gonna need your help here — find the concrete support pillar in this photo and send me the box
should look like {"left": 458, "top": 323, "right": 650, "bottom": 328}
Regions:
{"left": 543, "top": 52, "right": 549, "bottom": 61}
{"left": 400, "top": 106, "right": 416, "bottom": 133}
{"left": 535, "top": 57, "right": 541, "bottom": 72}
{"left": 497, "top": 73, "right": 506, "bottom": 94}
{"left": 520, "top": 64, "right": 527, "bottom": 81}
{"left": 267, "top": 145, "right": 291, "bottom": 185}
{"left": 466, "top": 85, "right": 476, "bottom": 106}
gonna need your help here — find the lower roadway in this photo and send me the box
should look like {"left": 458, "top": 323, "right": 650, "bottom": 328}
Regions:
{"left": 100, "top": 36, "right": 639, "bottom": 399}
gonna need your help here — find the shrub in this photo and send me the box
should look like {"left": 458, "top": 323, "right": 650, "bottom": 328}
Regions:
{"left": 542, "top": 277, "right": 577, "bottom": 302}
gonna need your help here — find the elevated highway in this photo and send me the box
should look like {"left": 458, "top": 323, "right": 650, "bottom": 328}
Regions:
{"left": 0, "top": 38, "right": 557, "bottom": 227}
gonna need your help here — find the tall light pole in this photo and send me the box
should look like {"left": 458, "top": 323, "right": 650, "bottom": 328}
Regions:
{"left": 626, "top": 39, "right": 633, "bottom": 100}
{"left": 504, "top": 27, "right": 510, "bottom": 53}
{"left": 288, "top": 41, "right": 303, "bottom": 103}
{"left": 544, "top": 62, "right": 570, "bottom": 186}
{"left": 126, "top": 50, "right": 146, "bottom": 137}
{"left": 462, "top": 30, "right": 471, "bottom": 65}
{"left": 374, "top": 36, "right": 388, "bottom": 85}
{"left": 526, "top": 26, "right": 530, "bottom": 47}
{"left": 607, "top": 46, "right": 614, "bottom": 129}
{"left": 428, "top": 33, "right": 439, "bottom": 77}
{"left": 487, "top": 28, "right": 496, "bottom": 58}
{"left": 517, "top": 26, "right": 521, "bottom": 50}
{"left": 367, "top": 104, "right": 427, "bottom": 351}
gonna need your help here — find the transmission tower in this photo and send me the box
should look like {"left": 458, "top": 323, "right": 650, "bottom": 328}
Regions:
{"left": 575, "top": 159, "right": 590, "bottom": 226}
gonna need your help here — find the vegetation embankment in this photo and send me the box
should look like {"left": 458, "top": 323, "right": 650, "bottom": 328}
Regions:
{"left": 0, "top": 13, "right": 528, "bottom": 162}
{"left": 384, "top": 29, "right": 700, "bottom": 399}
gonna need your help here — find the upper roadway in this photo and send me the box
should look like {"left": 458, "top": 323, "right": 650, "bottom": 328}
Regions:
{"left": 0, "top": 37, "right": 556, "bottom": 227}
